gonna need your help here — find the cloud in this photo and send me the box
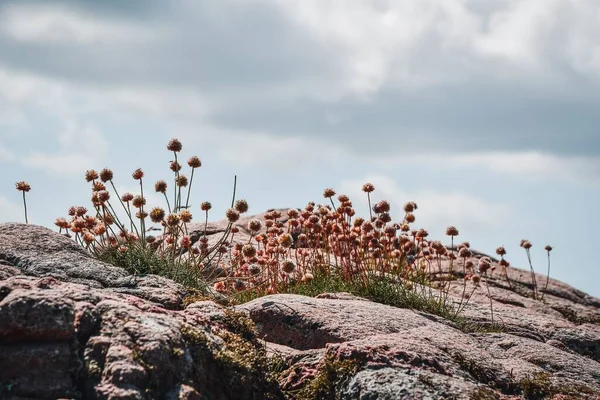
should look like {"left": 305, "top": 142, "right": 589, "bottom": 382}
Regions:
{"left": 0, "top": 195, "right": 23, "bottom": 223}
{"left": 339, "top": 174, "right": 511, "bottom": 235}
{"left": 0, "top": 142, "right": 16, "bottom": 162}
{"left": 23, "top": 122, "right": 109, "bottom": 175}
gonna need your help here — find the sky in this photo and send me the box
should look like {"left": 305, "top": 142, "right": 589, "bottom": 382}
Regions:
{"left": 0, "top": 0, "right": 599, "bottom": 296}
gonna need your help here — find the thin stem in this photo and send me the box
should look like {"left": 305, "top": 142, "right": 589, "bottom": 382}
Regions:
{"left": 541, "top": 251, "right": 551, "bottom": 301}
{"left": 185, "top": 167, "right": 195, "bottom": 210}
{"left": 22, "top": 192, "right": 28, "bottom": 224}
{"left": 367, "top": 193, "right": 373, "bottom": 221}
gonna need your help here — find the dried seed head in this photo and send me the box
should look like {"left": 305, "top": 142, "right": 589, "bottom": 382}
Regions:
{"left": 99, "top": 168, "right": 113, "bottom": 182}
{"left": 175, "top": 175, "right": 188, "bottom": 187}
{"left": 121, "top": 193, "right": 134, "bottom": 202}
{"left": 323, "top": 188, "right": 336, "bottom": 198}
{"left": 92, "top": 181, "right": 106, "bottom": 192}
{"left": 281, "top": 259, "right": 296, "bottom": 273}
{"left": 180, "top": 235, "right": 191, "bottom": 248}
{"left": 302, "top": 273, "right": 314, "bottom": 283}
{"left": 83, "top": 232, "right": 95, "bottom": 245}
{"left": 155, "top": 180, "right": 168, "bottom": 193}
{"left": 373, "top": 200, "right": 390, "bottom": 214}
{"left": 417, "top": 228, "right": 429, "bottom": 239}
{"left": 472, "top": 274, "right": 481, "bottom": 285}
{"left": 248, "top": 219, "right": 262, "bottom": 232}
{"left": 405, "top": 213, "right": 416, "bottom": 223}
{"left": 167, "top": 138, "right": 183, "bottom": 152}
{"left": 170, "top": 161, "right": 182, "bottom": 172}
{"left": 166, "top": 213, "right": 180, "bottom": 226}
{"left": 132, "top": 168, "right": 144, "bottom": 180}
{"left": 225, "top": 208, "right": 240, "bottom": 223}
{"left": 520, "top": 239, "right": 532, "bottom": 249}
{"left": 75, "top": 206, "right": 87, "bottom": 217}
{"left": 499, "top": 259, "right": 509, "bottom": 267}
{"left": 337, "top": 194, "right": 350, "bottom": 202}
{"left": 180, "top": 210, "right": 192, "bottom": 223}
{"left": 362, "top": 183, "right": 375, "bottom": 193}
{"left": 458, "top": 247, "right": 472, "bottom": 258}
{"left": 15, "top": 181, "right": 31, "bottom": 192}
{"left": 478, "top": 257, "right": 492, "bottom": 273}
{"left": 545, "top": 245, "right": 553, "bottom": 252}
{"left": 496, "top": 246, "right": 506, "bottom": 256}
{"left": 132, "top": 195, "right": 146, "bottom": 208}
{"left": 404, "top": 201, "right": 417, "bottom": 213}
{"left": 445, "top": 226, "right": 459, "bottom": 236}
{"left": 136, "top": 211, "right": 148, "bottom": 219}
{"left": 150, "top": 207, "right": 165, "bottom": 223}
{"left": 201, "top": 201, "right": 212, "bottom": 211}
{"left": 85, "top": 170, "right": 99, "bottom": 182}
{"left": 242, "top": 244, "right": 257, "bottom": 258}
{"left": 97, "top": 190, "right": 110, "bottom": 203}
{"left": 234, "top": 199, "right": 249, "bottom": 213}
{"left": 54, "top": 218, "right": 69, "bottom": 229}
{"left": 187, "top": 156, "right": 201, "bottom": 168}
{"left": 278, "top": 233, "right": 293, "bottom": 249}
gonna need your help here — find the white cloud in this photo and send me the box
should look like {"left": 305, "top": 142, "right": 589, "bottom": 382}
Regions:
{"left": 0, "top": 142, "right": 16, "bottom": 163}
{"left": 24, "top": 122, "right": 109, "bottom": 175}
{"left": 0, "top": 4, "right": 156, "bottom": 45}
{"left": 339, "top": 174, "right": 510, "bottom": 235}
{"left": 372, "top": 151, "right": 600, "bottom": 184}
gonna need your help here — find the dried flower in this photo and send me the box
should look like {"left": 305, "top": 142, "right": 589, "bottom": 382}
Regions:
{"left": 201, "top": 202, "right": 212, "bottom": 211}
{"left": 97, "top": 190, "right": 110, "bottom": 203}
{"left": 446, "top": 226, "right": 459, "bottom": 236}
{"left": 496, "top": 246, "right": 506, "bottom": 256}
{"left": 545, "top": 245, "right": 553, "bottom": 252}
{"left": 167, "top": 138, "right": 183, "bottom": 152}
{"left": 404, "top": 201, "right": 417, "bottom": 213}
{"left": 175, "top": 175, "right": 188, "bottom": 187}
{"left": 85, "top": 170, "right": 99, "bottom": 182}
{"left": 234, "top": 199, "right": 249, "bottom": 213}
{"left": 92, "top": 181, "right": 106, "bottom": 192}
{"left": 478, "top": 257, "right": 492, "bottom": 273}
{"left": 166, "top": 213, "right": 180, "bottom": 227}
{"left": 121, "top": 193, "right": 134, "bottom": 202}
{"left": 180, "top": 236, "right": 192, "bottom": 248}
{"left": 248, "top": 219, "right": 262, "bottom": 232}
{"left": 362, "top": 183, "right": 375, "bottom": 193}
{"left": 281, "top": 259, "right": 296, "bottom": 274}
{"left": 226, "top": 208, "right": 240, "bottom": 223}
{"left": 136, "top": 211, "right": 148, "bottom": 219}
{"left": 458, "top": 247, "right": 472, "bottom": 258}
{"left": 180, "top": 210, "right": 192, "bottom": 223}
{"left": 150, "top": 207, "right": 165, "bottom": 223}
{"left": 373, "top": 200, "right": 390, "bottom": 214}
{"left": 242, "top": 244, "right": 257, "bottom": 258}
{"left": 15, "top": 181, "right": 31, "bottom": 192}
{"left": 132, "top": 195, "right": 146, "bottom": 208}
{"left": 278, "top": 233, "right": 293, "bottom": 249}
{"left": 188, "top": 156, "right": 201, "bottom": 168}
{"left": 54, "top": 218, "right": 69, "bottom": 229}
{"left": 99, "top": 168, "right": 113, "bottom": 182}
{"left": 170, "top": 161, "right": 182, "bottom": 172}
{"left": 520, "top": 239, "right": 532, "bottom": 250}
{"left": 155, "top": 180, "right": 168, "bottom": 193}
{"left": 323, "top": 188, "right": 336, "bottom": 198}
{"left": 405, "top": 213, "right": 416, "bottom": 223}
{"left": 132, "top": 168, "right": 144, "bottom": 180}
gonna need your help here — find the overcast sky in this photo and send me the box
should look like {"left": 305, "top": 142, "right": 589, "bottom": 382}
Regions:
{"left": 1, "top": 0, "right": 598, "bottom": 296}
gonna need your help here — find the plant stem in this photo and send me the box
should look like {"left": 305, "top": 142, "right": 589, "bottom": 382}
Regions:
{"left": 22, "top": 192, "right": 28, "bottom": 224}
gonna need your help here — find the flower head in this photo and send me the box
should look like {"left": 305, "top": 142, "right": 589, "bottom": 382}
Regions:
{"left": 188, "top": 156, "right": 201, "bottom": 168}
{"left": 496, "top": 246, "right": 506, "bottom": 256}
{"left": 175, "top": 175, "right": 188, "bottom": 187}
{"left": 520, "top": 239, "right": 533, "bottom": 250}
{"left": 167, "top": 138, "right": 183, "bottom": 152}
{"left": 99, "top": 168, "right": 113, "bottom": 182}
{"left": 180, "top": 209, "right": 192, "bottom": 223}
{"left": 132, "top": 168, "right": 144, "bottom": 180}
{"left": 323, "top": 188, "right": 336, "bottom": 198}
{"left": 85, "top": 170, "right": 99, "bottom": 182}
{"left": 234, "top": 199, "right": 249, "bottom": 213}
{"left": 445, "top": 226, "right": 459, "bottom": 236}
{"left": 201, "top": 201, "right": 212, "bottom": 212}
{"left": 121, "top": 193, "right": 134, "bottom": 202}
{"left": 281, "top": 259, "right": 296, "bottom": 274}
{"left": 248, "top": 219, "right": 262, "bottom": 232}
{"left": 132, "top": 195, "right": 146, "bottom": 208}
{"left": 150, "top": 207, "right": 166, "bottom": 223}
{"left": 225, "top": 208, "right": 240, "bottom": 223}
{"left": 155, "top": 180, "right": 168, "bottom": 193}
{"left": 545, "top": 245, "right": 553, "bottom": 252}
{"left": 15, "top": 181, "right": 31, "bottom": 192}
{"left": 404, "top": 201, "right": 418, "bottom": 213}
{"left": 362, "top": 183, "right": 375, "bottom": 193}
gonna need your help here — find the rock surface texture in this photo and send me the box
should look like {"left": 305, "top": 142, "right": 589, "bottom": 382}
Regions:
{"left": 1, "top": 219, "right": 600, "bottom": 399}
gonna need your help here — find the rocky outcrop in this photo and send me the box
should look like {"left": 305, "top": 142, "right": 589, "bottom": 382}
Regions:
{"left": 1, "top": 220, "right": 600, "bottom": 399}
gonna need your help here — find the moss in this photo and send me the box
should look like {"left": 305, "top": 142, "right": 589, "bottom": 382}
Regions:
{"left": 518, "top": 372, "right": 600, "bottom": 399}
{"left": 292, "top": 353, "right": 361, "bottom": 400}
{"left": 469, "top": 386, "right": 500, "bottom": 400}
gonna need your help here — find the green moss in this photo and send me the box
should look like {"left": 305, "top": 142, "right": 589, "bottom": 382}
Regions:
{"left": 517, "top": 372, "right": 600, "bottom": 399}
{"left": 292, "top": 353, "right": 361, "bottom": 400}
{"left": 469, "top": 386, "right": 500, "bottom": 400}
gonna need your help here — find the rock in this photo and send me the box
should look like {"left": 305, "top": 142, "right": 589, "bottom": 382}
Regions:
{"left": 2, "top": 215, "right": 600, "bottom": 399}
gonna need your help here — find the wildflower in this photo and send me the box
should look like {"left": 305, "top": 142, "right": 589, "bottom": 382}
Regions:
{"left": 373, "top": 200, "right": 390, "bottom": 213}
{"left": 121, "top": 193, "right": 134, "bottom": 202}
{"left": 75, "top": 207, "right": 87, "bottom": 217}
{"left": 83, "top": 232, "right": 95, "bottom": 245}
{"left": 166, "top": 213, "right": 180, "bottom": 227}
{"left": 132, "top": 168, "right": 144, "bottom": 180}
{"left": 282, "top": 259, "right": 296, "bottom": 273}
{"left": 404, "top": 201, "right": 417, "bottom": 213}
{"left": 472, "top": 274, "right": 481, "bottom": 285}
{"left": 545, "top": 245, "right": 553, "bottom": 252}
{"left": 248, "top": 219, "right": 262, "bottom": 232}
{"left": 279, "top": 233, "right": 293, "bottom": 249}
{"left": 233, "top": 280, "right": 246, "bottom": 292}
{"left": 93, "top": 224, "right": 106, "bottom": 235}
{"left": 201, "top": 202, "right": 212, "bottom": 211}
{"left": 97, "top": 190, "right": 110, "bottom": 203}
{"left": 362, "top": 183, "right": 375, "bottom": 193}
{"left": 15, "top": 181, "right": 31, "bottom": 192}
{"left": 180, "top": 210, "right": 192, "bottom": 223}
{"left": 175, "top": 175, "right": 188, "bottom": 187}
{"left": 225, "top": 208, "right": 240, "bottom": 223}
{"left": 458, "top": 247, "right": 472, "bottom": 258}
{"left": 155, "top": 180, "right": 168, "bottom": 193}
{"left": 85, "top": 170, "right": 98, "bottom": 182}
{"left": 242, "top": 244, "right": 257, "bottom": 258}
{"left": 167, "top": 138, "right": 183, "bottom": 152}
{"left": 234, "top": 199, "right": 249, "bottom": 213}
{"left": 54, "top": 218, "right": 69, "bottom": 229}
{"left": 188, "top": 156, "right": 201, "bottom": 168}
{"left": 99, "top": 168, "right": 113, "bottom": 182}
{"left": 496, "top": 246, "right": 506, "bottom": 256}
{"left": 446, "top": 226, "right": 459, "bottom": 236}
{"left": 170, "top": 161, "right": 182, "bottom": 172}
{"left": 135, "top": 211, "right": 148, "bottom": 219}
{"left": 92, "top": 181, "right": 106, "bottom": 192}
{"left": 520, "top": 239, "right": 532, "bottom": 249}
{"left": 478, "top": 257, "right": 492, "bottom": 273}
{"left": 301, "top": 273, "right": 314, "bottom": 283}
{"left": 337, "top": 194, "right": 350, "bottom": 202}
{"left": 132, "top": 195, "right": 146, "bottom": 208}
{"left": 405, "top": 213, "right": 416, "bottom": 223}
{"left": 323, "top": 188, "right": 336, "bottom": 198}
{"left": 180, "top": 235, "right": 192, "bottom": 248}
